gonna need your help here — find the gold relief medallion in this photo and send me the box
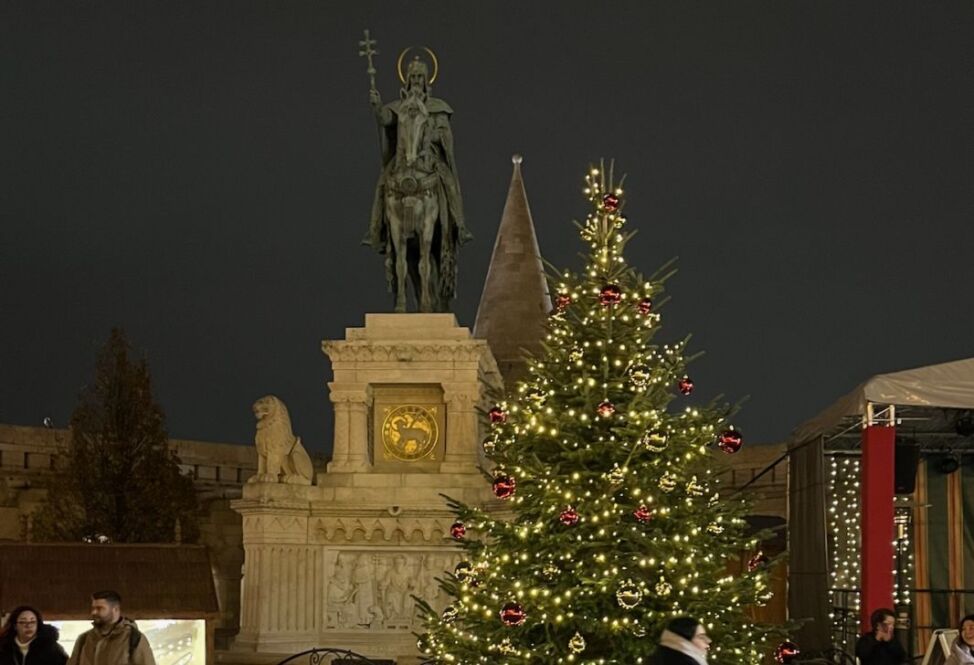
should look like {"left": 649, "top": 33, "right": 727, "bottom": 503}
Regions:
{"left": 381, "top": 405, "right": 439, "bottom": 462}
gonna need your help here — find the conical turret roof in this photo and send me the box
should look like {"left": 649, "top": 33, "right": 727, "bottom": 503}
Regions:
{"left": 474, "top": 155, "right": 551, "bottom": 390}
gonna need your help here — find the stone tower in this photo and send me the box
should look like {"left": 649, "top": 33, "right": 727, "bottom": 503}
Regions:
{"left": 473, "top": 155, "right": 551, "bottom": 390}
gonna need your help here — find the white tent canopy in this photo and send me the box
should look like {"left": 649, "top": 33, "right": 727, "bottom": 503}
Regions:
{"left": 791, "top": 357, "right": 974, "bottom": 446}
{"left": 787, "top": 356, "right": 974, "bottom": 651}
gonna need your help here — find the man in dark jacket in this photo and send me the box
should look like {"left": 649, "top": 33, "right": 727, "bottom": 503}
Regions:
{"left": 66, "top": 591, "right": 155, "bottom": 665}
{"left": 0, "top": 606, "right": 68, "bottom": 665}
{"left": 856, "top": 608, "right": 908, "bottom": 665}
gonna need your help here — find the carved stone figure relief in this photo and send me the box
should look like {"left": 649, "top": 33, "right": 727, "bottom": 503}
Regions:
{"left": 323, "top": 550, "right": 459, "bottom": 631}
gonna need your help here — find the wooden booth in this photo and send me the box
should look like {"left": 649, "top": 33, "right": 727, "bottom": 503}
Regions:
{"left": 0, "top": 543, "right": 220, "bottom": 665}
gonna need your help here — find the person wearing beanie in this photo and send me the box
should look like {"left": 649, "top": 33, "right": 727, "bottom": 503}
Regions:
{"left": 946, "top": 614, "right": 974, "bottom": 665}
{"left": 0, "top": 606, "right": 68, "bottom": 665}
{"left": 652, "top": 616, "right": 711, "bottom": 665}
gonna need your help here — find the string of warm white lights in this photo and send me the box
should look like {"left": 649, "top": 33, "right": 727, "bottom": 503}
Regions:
{"left": 892, "top": 497, "right": 914, "bottom": 608}
{"left": 416, "top": 164, "right": 786, "bottom": 664}
{"left": 827, "top": 455, "right": 861, "bottom": 646}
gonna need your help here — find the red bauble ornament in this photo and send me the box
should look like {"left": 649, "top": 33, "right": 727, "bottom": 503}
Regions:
{"left": 748, "top": 551, "right": 770, "bottom": 572}
{"left": 489, "top": 406, "right": 507, "bottom": 424}
{"left": 599, "top": 284, "right": 623, "bottom": 306}
{"left": 554, "top": 293, "right": 572, "bottom": 312}
{"left": 602, "top": 193, "right": 620, "bottom": 212}
{"left": 597, "top": 400, "right": 616, "bottom": 417}
{"left": 774, "top": 641, "right": 800, "bottom": 664}
{"left": 559, "top": 506, "right": 580, "bottom": 526}
{"left": 633, "top": 505, "right": 654, "bottom": 523}
{"left": 492, "top": 474, "right": 517, "bottom": 499}
{"left": 450, "top": 521, "right": 467, "bottom": 540}
{"left": 637, "top": 297, "right": 653, "bottom": 315}
{"left": 500, "top": 602, "right": 527, "bottom": 627}
{"left": 678, "top": 376, "right": 694, "bottom": 395}
{"left": 717, "top": 429, "right": 744, "bottom": 454}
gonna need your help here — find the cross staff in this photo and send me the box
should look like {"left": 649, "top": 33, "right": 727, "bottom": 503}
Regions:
{"left": 359, "top": 29, "right": 379, "bottom": 95}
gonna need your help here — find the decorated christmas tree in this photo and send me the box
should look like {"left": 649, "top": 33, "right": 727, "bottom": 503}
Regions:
{"left": 418, "top": 163, "right": 784, "bottom": 664}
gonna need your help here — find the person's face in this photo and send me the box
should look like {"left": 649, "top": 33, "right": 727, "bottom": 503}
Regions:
{"left": 692, "top": 626, "right": 712, "bottom": 652}
{"left": 14, "top": 611, "right": 38, "bottom": 642}
{"left": 407, "top": 71, "right": 426, "bottom": 93}
{"left": 961, "top": 620, "right": 974, "bottom": 646}
{"left": 876, "top": 615, "right": 896, "bottom": 641}
{"left": 90, "top": 599, "right": 119, "bottom": 628}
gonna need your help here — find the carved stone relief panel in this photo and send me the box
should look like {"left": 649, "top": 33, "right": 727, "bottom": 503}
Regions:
{"left": 323, "top": 550, "right": 461, "bottom": 631}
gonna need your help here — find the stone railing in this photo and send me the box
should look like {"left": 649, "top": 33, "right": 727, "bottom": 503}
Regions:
{"left": 0, "top": 423, "right": 257, "bottom": 488}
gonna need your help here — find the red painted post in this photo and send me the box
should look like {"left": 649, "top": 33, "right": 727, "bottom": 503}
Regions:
{"left": 860, "top": 424, "right": 896, "bottom": 631}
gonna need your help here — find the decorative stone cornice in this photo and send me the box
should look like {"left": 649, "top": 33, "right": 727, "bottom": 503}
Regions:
{"left": 322, "top": 340, "right": 494, "bottom": 367}
{"left": 311, "top": 515, "right": 456, "bottom": 544}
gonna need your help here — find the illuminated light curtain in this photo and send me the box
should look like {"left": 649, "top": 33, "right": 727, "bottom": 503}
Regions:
{"left": 828, "top": 455, "right": 861, "bottom": 651}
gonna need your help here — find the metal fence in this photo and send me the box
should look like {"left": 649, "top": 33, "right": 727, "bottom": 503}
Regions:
{"left": 276, "top": 648, "right": 436, "bottom": 665}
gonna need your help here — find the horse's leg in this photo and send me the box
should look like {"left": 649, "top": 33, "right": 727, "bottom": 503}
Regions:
{"left": 407, "top": 241, "right": 422, "bottom": 309}
{"left": 386, "top": 193, "right": 408, "bottom": 312}
{"left": 418, "top": 191, "right": 439, "bottom": 312}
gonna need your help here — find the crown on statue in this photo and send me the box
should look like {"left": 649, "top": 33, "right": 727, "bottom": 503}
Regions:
{"left": 407, "top": 56, "right": 429, "bottom": 80}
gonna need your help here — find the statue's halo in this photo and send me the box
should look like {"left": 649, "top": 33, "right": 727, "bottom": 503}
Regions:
{"left": 397, "top": 46, "right": 439, "bottom": 85}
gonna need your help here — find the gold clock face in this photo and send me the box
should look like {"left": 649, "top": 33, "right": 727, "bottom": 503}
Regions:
{"left": 381, "top": 405, "right": 439, "bottom": 462}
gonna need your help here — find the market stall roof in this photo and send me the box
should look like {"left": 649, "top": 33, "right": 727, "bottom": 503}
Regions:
{"left": 790, "top": 357, "right": 974, "bottom": 447}
{"left": 0, "top": 543, "right": 219, "bottom": 619}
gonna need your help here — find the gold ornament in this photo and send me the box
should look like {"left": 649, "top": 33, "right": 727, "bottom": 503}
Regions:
{"left": 616, "top": 580, "right": 643, "bottom": 609}
{"left": 569, "top": 632, "right": 587, "bottom": 654}
{"left": 655, "top": 580, "right": 673, "bottom": 596}
{"left": 628, "top": 364, "right": 652, "bottom": 387}
{"left": 686, "top": 476, "right": 705, "bottom": 496}
{"left": 659, "top": 472, "right": 677, "bottom": 493}
{"left": 641, "top": 430, "right": 668, "bottom": 452}
{"left": 525, "top": 386, "right": 547, "bottom": 407}
{"left": 606, "top": 466, "right": 626, "bottom": 485}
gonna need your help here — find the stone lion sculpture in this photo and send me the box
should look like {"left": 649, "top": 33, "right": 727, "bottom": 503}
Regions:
{"left": 248, "top": 395, "right": 314, "bottom": 485}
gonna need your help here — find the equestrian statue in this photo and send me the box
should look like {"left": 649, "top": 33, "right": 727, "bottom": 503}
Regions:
{"left": 359, "top": 32, "right": 472, "bottom": 312}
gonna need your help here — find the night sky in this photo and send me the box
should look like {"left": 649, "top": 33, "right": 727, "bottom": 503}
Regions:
{"left": 2, "top": 2, "right": 973, "bottom": 454}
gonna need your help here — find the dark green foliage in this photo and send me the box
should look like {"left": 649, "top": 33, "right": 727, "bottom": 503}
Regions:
{"left": 418, "top": 165, "right": 784, "bottom": 664}
{"left": 32, "top": 328, "right": 199, "bottom": 543}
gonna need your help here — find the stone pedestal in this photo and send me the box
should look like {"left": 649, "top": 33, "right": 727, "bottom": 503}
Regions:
{"left": 232, "top": 314, "right": 502, "bottom": 661}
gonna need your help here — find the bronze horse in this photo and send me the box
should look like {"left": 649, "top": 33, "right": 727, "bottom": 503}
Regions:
{"left": 383, "top": 92, "right": 439, "bottom": 312}
{"left": 364, "top": 54, "right": 470, "bottom": 313}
